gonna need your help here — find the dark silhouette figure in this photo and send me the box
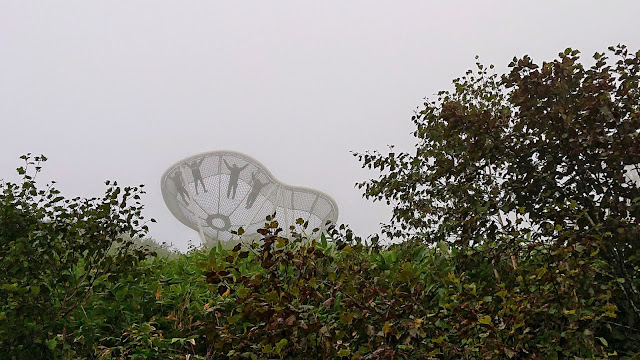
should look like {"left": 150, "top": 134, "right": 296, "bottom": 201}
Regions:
{"left": 223, "top": 159, "right": 248, "bottom": 199}
{"left": 169, "top": 169, "right": 189, "bottom": 204}
{"left": 187, "top": 158, "right": 207, "bottom": 194}
{"left": 246, "top": 172, "right": 269, "bottom": 209}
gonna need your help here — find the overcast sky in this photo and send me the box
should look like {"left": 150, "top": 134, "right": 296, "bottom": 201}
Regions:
{"left": 2, "top": 1, "right": 639, "bottom": 251}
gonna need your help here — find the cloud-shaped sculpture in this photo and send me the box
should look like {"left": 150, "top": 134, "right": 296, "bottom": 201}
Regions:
{"left": 161, "top": 150, "right": 339, "bottom": 244}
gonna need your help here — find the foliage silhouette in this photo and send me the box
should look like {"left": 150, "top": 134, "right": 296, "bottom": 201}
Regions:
{"left": 355, "top": 45, "right": 640, "bottom": 350}
{"left": 0, "top": 154, "right": 154, "bottom": 358}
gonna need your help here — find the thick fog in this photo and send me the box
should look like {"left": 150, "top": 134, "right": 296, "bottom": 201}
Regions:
{"left": 2, "top": 1, "right": 639, "bottom": 251}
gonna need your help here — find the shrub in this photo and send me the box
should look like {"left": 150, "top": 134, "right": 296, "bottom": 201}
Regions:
{"left": 200, "top": 221, "right": 626, "bottom": 359}
{"left": 0, "top": 154, "right": 153, "bottom": 359}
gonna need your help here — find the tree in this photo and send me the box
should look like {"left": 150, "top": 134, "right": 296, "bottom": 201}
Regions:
{"left": 0, "top": 154, "right": 154, "bottom": 358}
{"left": 356, "top": 45, "right": 640, "bottom": 346}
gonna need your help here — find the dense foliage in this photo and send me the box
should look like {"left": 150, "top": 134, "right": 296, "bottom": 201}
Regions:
{"left": 1, "top": 45, "right": 638, "bottom": 359}
{"left": 1, "top": 168, "right": 637, "bottom": 358}
{"left": 356, "top": 45, "right": 640, "bottom": 350}
{"left": 356, "top": 46, "right": 639, "bottom": 249}
{"left": 200, "top": 223, "right": 627, "bottom": 359}
{"left": 0, "top": 155, "right": 154, "bottom": 358}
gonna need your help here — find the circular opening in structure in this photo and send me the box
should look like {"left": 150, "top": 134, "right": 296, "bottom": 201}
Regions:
{"left": 205, "top": 213, "right": 231, "bottom": 231}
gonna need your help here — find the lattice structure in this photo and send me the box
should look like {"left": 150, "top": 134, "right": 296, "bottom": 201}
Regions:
{"left": 161, "top": 150, "right": 339, "bottom": 245}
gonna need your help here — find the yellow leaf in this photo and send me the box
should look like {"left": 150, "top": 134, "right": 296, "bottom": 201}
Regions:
{"left": 478, "top": 315, "right": 492, "bottom": 325}
{"left": 382, "top": 321, "right": 391, "bottom": 334}
{"left": 447, "top": 273, "right": 460, "bottom": 284}
{"left": 413, "top": 318, "right": 423, "bottom": 328}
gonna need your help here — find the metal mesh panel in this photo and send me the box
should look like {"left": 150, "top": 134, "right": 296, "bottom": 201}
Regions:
{"left": 161, "top": 150, "right": 339, "bottom": 245}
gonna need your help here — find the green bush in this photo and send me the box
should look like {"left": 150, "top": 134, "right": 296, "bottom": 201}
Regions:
{"left": 199, "top": 222, "right": 628, "bottom": 359}
{"left": 70, "top": 249, "right": 214, "bottom": 359}
{"left": 0, "top": 155, "right": 153, "bottom": 359}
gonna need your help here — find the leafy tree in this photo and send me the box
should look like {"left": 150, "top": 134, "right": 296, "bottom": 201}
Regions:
{"left": 0, "top": 154, "right": 154, "bottom": 359}
{"left": 356, "top": 45, "right": 639, "bottom": 350}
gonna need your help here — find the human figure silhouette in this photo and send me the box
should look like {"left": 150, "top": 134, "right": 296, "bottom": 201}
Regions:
{"left": 223, "top": 158, "right": 248, "bottom": 199}
{"left": 246, "top": 172, "right": 269, "bottom": 209}
{"left": 187, "top": 158, "right": 206, "bottom": 194}
{"left": 169, "top": 169, "right": 189, "bottom": 204}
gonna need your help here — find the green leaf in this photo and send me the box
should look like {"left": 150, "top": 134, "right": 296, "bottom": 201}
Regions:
{"left": 337, "top": 349, "right": 351, "bottom": 357}
{"left": 504, "top": 348, "right": 516, "bottom": 358}
{"left": 597, "top": 337, "right": 608, "bottom": 347}
{"left": 340, "top": 312, "right": 355, "bottom": 325}
{"left": 45, "top": 338, "right": 57, "bottom": 350}
{"left": 437, "top": 241, "right": 449, "bottom": 254}
{"left": 237, "top": 286, "right": 249, "bottom": 299}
